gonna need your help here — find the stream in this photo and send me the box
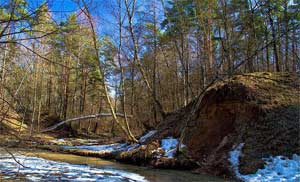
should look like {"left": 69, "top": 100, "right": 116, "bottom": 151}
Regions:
{"left": 0, "top": 149, "right": 226, "bottom": 182}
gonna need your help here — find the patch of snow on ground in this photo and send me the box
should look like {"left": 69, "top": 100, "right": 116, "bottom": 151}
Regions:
{"left": 63, "top": 142, "right": 141, "bottom": 153}
{"left": 63, "top": 143, "right": 129, "bottom": 152}
{"left": 161, "top": 137, "right": 178, "bottom": 158}
{"left": 51, "top": 138, "right": 99, "bottom": 146}
{"left": 228, "top": 143, "right": 244, "bottom": 175}
{"left": 139, "top": 130, "right": 157, "bottom": 143}
{"left": 50, "top": 138, "right": 66, "bottom": 145}
{"left": 179, "top": 143, "right": 187, "bottom": 150}
{"left": 0, "top": 154, "right": 148, "bottom": 182}
{"left": 126, "top": 143, "right": 140, "bottom": 151}
{"left": 229, "top": 143, "right": 300, "bottom": 182}
{"left": 57, "top": 139, "right": 65, "bottom": 142}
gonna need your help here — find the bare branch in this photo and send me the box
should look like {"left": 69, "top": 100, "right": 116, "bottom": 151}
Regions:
{"left": 14, "top": 42, "right": 71, "bottom": 69}
{"left": 3, "top": 148, "right": 28, "bottom": 168}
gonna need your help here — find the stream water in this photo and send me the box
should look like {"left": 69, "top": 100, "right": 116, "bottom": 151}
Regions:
{"left": 0, "top": 149, "right": 227, "bottom": 182}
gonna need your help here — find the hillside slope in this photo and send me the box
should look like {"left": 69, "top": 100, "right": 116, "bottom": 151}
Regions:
{"left": 0, "top": 112, "right": 27, "bottom": 132}
{"left": 155, "top": 72, "right": 300, "bottom": 176}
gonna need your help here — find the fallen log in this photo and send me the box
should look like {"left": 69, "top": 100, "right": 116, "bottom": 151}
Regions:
{"left": 41, "top": 113, "right": 131, "bottom": 133}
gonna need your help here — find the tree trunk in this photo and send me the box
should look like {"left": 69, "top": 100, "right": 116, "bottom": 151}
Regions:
{"left": 292, "top": 27, "right": 297, "bottom": 72}
{"left": 284, "top": 0, "right": 289, "bottom": 71}
{"left": 81, "top": 0, "right": 138, "bottom": 142}
{"left": 152, "top": 0, "right": 158, "bottom": 123}
{"left": 125, "top": 0, "right": 166, "bottom": 118}
{"left": 268, "top": 7, "right": 280, "bottom": 72}
{"left": 63, "top": 55, "right": 71, "bottom": 120}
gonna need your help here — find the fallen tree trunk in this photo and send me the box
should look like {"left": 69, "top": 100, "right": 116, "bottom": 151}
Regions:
{"left": 41, "top": 113, "right": 132, "bottom": 133}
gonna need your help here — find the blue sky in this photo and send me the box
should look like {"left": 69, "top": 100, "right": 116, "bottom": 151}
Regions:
{"left": 1, "top": 0, "right": 165, "bottom": 37}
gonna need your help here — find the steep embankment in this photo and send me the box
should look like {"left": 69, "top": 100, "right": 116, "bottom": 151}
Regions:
{"left": 0, "top": 111, "right": 27, "bottom": 145}
{"left": 0, "top": 111, "right": 58, "bottom": 146}
{"left": 155, "top": 72, "right": 300, "bottom": 176}
{"left": 0, "top": 112, "right": 27, "bottom": 132}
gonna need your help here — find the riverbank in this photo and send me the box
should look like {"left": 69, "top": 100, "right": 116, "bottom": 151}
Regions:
{"left": 37, "top": 133, "right": 197, "bottom": 169}
{"left": 0, "top": 148, "right": 226, "bottom": 182}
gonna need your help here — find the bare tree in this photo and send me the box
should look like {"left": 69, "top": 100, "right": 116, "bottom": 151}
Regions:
{"left": 124, "top": 0, "right": 166, "bottom": 118}
{"left": 80, "top": 0, "right": 138, "bottom": 142}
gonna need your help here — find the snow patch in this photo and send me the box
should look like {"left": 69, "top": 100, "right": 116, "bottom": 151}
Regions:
{"left": 126, "top": 143, "right": 140, "bottom": 151}
{"left": 51, "top": 138, "right": 99, "bottom": 146}
{"left": 228, "top": 143, "right": 244, "bottom": 175}
{"left": 161, "top": 137, "right": 178, "bottom": 158}
{"left": 63, "top": 143, "right": 128, "bottom": 152}
{"left": 57, "top": 139, "right": 65, "bottom": 142}
{"left": 229, "top": 143, "right": 300, "bottom": 182}
{"left": 63, "top": 142, "right": 141, "bottom": 153}
{"left": 152, "top": 138, "right": 186, "bottom": 159}
{"left": 57, "top": 131, "right": 160, "bottom": 153}
{"left": 50, "top": 138, "right": 66, "bottom": 145}
{"left": 0, "top": 154, "right": 148, "bottom": 182}
{"left": 139, "top": 130, "right": 157, "bottom": 143}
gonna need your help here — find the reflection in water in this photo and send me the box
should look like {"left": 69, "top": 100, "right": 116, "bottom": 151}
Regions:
{"left": 0, "top": 153, "right": 147, "bottom": 182}
{"left": 0, "top": 149, "right": 227, "bottom": 182}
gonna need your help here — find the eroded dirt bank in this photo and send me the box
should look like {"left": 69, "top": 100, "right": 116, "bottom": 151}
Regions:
{"left": 154, "top": 72, "right": 300, "bottom": 177}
